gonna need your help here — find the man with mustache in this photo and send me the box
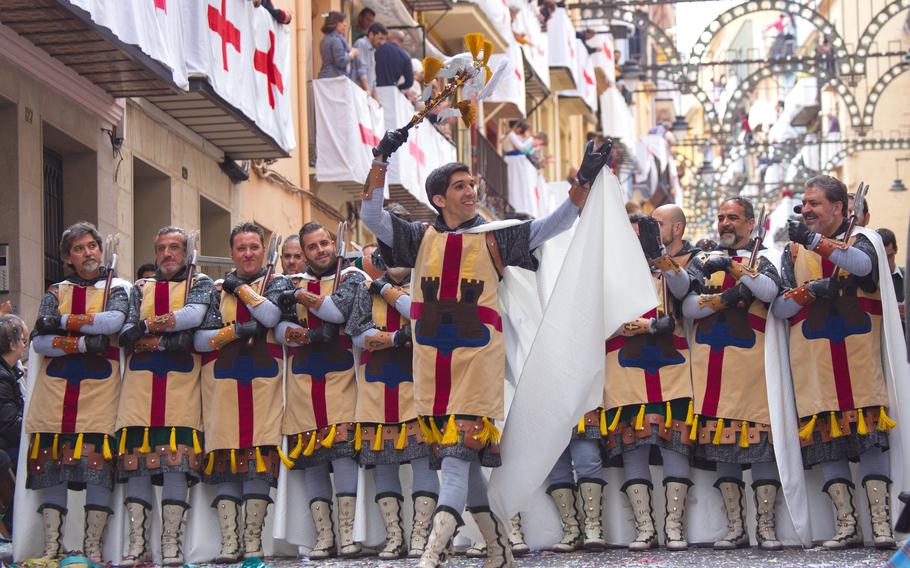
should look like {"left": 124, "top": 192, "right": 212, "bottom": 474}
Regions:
{"left": 274, "top": 221, "right": 373, "bottom": 559}
{"left": 23, "top": 222, "right": 130, "bottom": 565}
{"left": 194, "top": 222, "right": 292, "bottom": 564}
{"left": 772, "top": 175, "right": 896, "bottom": 549}
{"left": 360, "top": 129, "right": 607, "bottom": 568}
{"left": 115, "top": 227, "right": 214, "bottom": 566}
{"left": 682, "top": 197, "right": 784, "bottom": 550}
{"left": 280, "top": 235, "right": 305, "bottom": 276}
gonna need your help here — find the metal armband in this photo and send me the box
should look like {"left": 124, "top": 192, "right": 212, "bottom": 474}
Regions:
{"left": 235, "top": 284, "right": 267, "bottom": 308}
{"left": 380, "top": 285, "right": 406, "bottom": 306}
{"left": 620, "top": 318, "right": 652, "bottom": 336}
{"left": 65, "top": 313, "right": 95, "bottom": 332}
{"left": 697, "top": 294, "right": 727, "bottom": 312}
{"left": 361, "top": 161, "right": 388, "bottom": 199}
{"left": 727, "top": 260, "right": 757, "bottom": 280}
{"left": 813, "top": 236, "right": 848, "bottom": 259}
{"left": 365, "top": 330, "right": 395, "bottom": 351}
{"left": 784, "top": 283, "right": 815, "bottom": 306}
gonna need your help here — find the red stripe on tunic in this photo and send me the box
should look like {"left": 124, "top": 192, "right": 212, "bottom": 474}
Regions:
{"left": 306, "top": 280, "right": 322, "bottom": 327}
{"left": 644, "top": 370, "right": 662, "bottom": 403}
{"left": 154, "top": 281, "right": 170, "bottom": 315}
{"left": 237, "top": 381, "right": 254, "bottom": 448}
{"left": 311, "top": 378, "right": 328, "bottom": 429}
{"left": 383, "top": 302, "right": 402, "bottom": 423}
{"left": 432, "top": 352, "right": 453, "bottom": 416}
{"left": 857, "top": 297, "right": 882, "bottom": 315}
{"left": 790, "top": 307, "right": 809, "bottom": 326}
{"left": 605, "top": 336, "right": 625, "bottom": 353}
{"left": 149, "top": 282, "right": 173, "bottom": 426}
{"left": 701, "top": 347, "right": 725, "bottom": 417}
{"left": 830, "top": 340, "right": 855, "bottom": 411}
{"left": 748, "top": 314, "right": 767, "bottom": 333}
{"left": 60, "top": 286, "right": 88, "bottom": 433}
{"left": 477, "top": 306, "right": 502, "bottom": 332}
{"left": 430, "top": 234, "right": 463, "bottom": 415}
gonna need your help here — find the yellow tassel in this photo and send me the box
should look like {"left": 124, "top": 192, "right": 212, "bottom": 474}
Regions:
{"left": 739, "top": 421, "right": 750, "bottom": 448}
{"left": 322, "top": 424, "right": 337, "bottom": 448}
{"left": 422, "top": 56, "right": 444, "bottom": 83}
{"left": 472, "top": 417, "right": 501, "bottom": 446}
{"left": 52, "top": 433, "right": 59, "bottom": 460}
{"left": 139, "top": 427, "right": 151, "bottom": 453}
{"left": 487, "top": 418, "right": 501, "bottom": 443}
{"left": 481, "top": 40, "right": 494, "bottom": 65}
{"left": 464, "top": 33, "right": 484, "bottom": 58}
{"left": 634, "top": 404, "right": 645, "bottom": 431}
{"left": 712, "top": 418, "right": 724, "bottom": 445}
{"left": 193, "top": 430, "right": 202, "bottom": 454}
{"left": 169, "top": 427, "right": 177, "bottom": 453}
{"left": 599, "top": 409, "right": 608, "bottom": 435}
{"left": 877, "top": 406, "right": 897, "bottom": 431}
{"left": 73, "top": 433, "right": 84, "bottom": 460}
{"left": 277, "top": 446, "right": 295, "bottom": 468}
{"left": 417, "top": 417, "right": 434, "bottom": 444}
{"left": 689, "top": 415, "right": 699, "bottom": 441}
{"left": 484, "top": 66, "right": 493, "bottom": 85}
{"left": 303, "top": 432, "right": 317, "bottom": 456}
{"left": 798, "top": 414, "right": 817, "bottom": 441}
{"left": 255, "top": 447, "right": 267, "bottom": 473}
{"left": 118, "top": 428, "right": 127, "bottom": 455}
{"left": 204, "top": 452, "right": 215, "bottom": 475}
{"left": 685, "top": 400, "right": 694, "bottom": 425}
{"left": 857, "top": 408, "right": 869, "bottom": 435}
{"left": 289, "top": 433, "right": 303, "bottom": 459}
{"left": 664, "top": 401, "right": 672, "bottom": 429}
{"left": 577, "top": 416, "right": 586, "bottom": 434}
{"left": 230, "top": 449, "right": 237, "bottom": 473}
{"left": 30, "top": 433, "right": 40, "bottom": 460}
{"left": 102, "top": 435, "right": 113, "bottom": 461}
{"left": 354, "top": 424, "right": 363, "bottom": 451}
{"left": 441, "top": 415, "right": 459, "bottom": 446}
{"left": 430, "top": 417, "right": 444, "bottom": 444}
{"left": 373, "top": 426, "right": 384, "bottom": 452}
{"left": 395, "top": 424, "right": 407, "bottom": 450}
{"left": 455, "top": 101, "right": 477, "bottom": 128}
{"left": 608, "top": 407, "right": 622, "bottom": 432}
{"left": 830, "top": 411, "right": 843, "bottom": 438}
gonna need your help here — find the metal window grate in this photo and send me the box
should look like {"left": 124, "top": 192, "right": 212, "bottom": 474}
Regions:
{"left": 43, "top": 148, "right": 64, "bottom": 288}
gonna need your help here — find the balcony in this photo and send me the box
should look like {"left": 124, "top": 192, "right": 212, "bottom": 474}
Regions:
{"left": 547, "top": 7, "right": 577, "bottom": 92}
{"left": 475, "top": 134, "right": 512, "bottom": 219}
{"left": 423, "top": 1, "right": 508, "bottom": 55}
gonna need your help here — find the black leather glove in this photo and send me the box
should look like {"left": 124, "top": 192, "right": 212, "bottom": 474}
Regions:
{"left": 118, "top": 322, "right": 147, "bottom": 349}
{"left": 650, "top": 315, "right": 675, "bottom": 336}
{"left": 83, "top": 335, "right": 110, "bottom": 354}
{"left": 788, "top": 219, "right": 817, "bottom": 247}
{"left": 369, "top": 280, "right": 385, "bottom": 296}
{"left": 221, "top": 272, "right": 245, "bottom": 296}
{"left": 807, "top": 277, "right": 840, "bottom": 300}
{"left": 701, "top": 255, "right": 732, "bottom": 276}
{"left": 636, "top": 217, "right": 664, "bottom": 261}
{"left": 159, "top": 331, "right": 194, "bottom": 352}
{"left": 307, "top": 322, "right": 339, "bottom": 344}
{"left": 394, "top": 324, "right": 412, "bottom": 347}
{"left": 373, "top": 128, "right": 407, "bottom": 159}
{"left": 277, "top": 289, "right": 300, "bottom": 308}
{"left": 575, "top": 138, "right": 613, "bottom": 186}
{"left": 720, "top": 284, "right": 754, "bottom": 308}
{"left": 34, "top": 316, "right": 63, "bottom": 335}
{"left": 234, "top": 321, "right": 265, "bottom": 340}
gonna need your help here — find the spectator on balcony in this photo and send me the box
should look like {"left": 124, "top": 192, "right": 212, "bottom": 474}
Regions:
{"left": 501, "top": 121, "right": 534, "bottom": 156}
{"left": 352, "top": 22, "right": 388, "bottom": 95}
{"left": 353, "top": 7, "right": 376, "bottom": 42}
{"left": 375, "top": 30, "right": 414, "bottom": 92}
{"left": 318, "top": 12, "right": 359, "bottom": 80}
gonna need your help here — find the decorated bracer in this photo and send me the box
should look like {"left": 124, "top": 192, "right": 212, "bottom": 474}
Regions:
{"left": 114, "top": 271, "right": 213, "bottom": 483}
{"left": 603, "top": 271, "right": 695, "bottom": 460}
{"left": 25, "top": 273, "right": 130, "bottom": 491}
{"left": 281, "top": 266, "right": 372, "bottom": 469}
{"left": 780, "top": 236, "right": 893, "bottom": 466}
{"left": 688, "top": 251, "right": 780, "bottom": 465}
{"left": 199, "top": 271, "right": 292, "bottom": 487}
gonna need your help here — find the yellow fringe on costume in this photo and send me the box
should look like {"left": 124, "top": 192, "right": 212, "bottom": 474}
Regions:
{"left": 302, "top": 432, "right": 317, "bottom": 457}
{"left": 52, "top": 433, "right": 59, "bottom": 460}
{"left": 634, "top": 404, "right": 646, "bottom": 431}
{"left": 277, "top": 446, "right": 294, "bottom": 468}
{"left": 577, "top": 417, "right": 586, "bottom": 434}
{"left": 739, "top": 421, "right": 750, "bottom": 448}
{"left": 418, "top": 417, "right": 435, "bottom": 444}
{"left": 430, "top": 418, "right": 444, "bottom": 444}
{"left": 354, "top": 425, "right": 363, "bottom": 451}
{"left": 289, "top": 433, "right": 304, "bottom": 459}
{"left": 139, "top": 427, "right": 151, "bottom": 453}
{"left": 685, "top": 401, "right": 694, "bottom": 425}
{"left": 689, "top": 415, "right": 699, "bottom": 441}
{"left": 798, "top": 414, "right": 817, "bottom": 441}
{"left": 665, "top": 402, "right": 672, "bottom": 428}
{"left": 712, "top": 418, "right": 724, "bottom": 445}
{"left": 322, "top": 424, "right": 337, "bottom": 448}
{"left": 169, "top": 427, "right": 177, "bottom": 452}
{"left": 229, "top": 449, "right": 237, "bottom": 473}
{"left": 255, "top": 447, "right": 267, "bottom": 473}
{"left": 373, "top": 426, "right": 384, "bottom": 452}
{"left": 73, "top": 433, "right": 84, "bottom": 460}
{"left": 102, "top": 435, "right": 113, "bottom": 461}
{"left": 878, "top": 406, "right": 897, "bottom": 431}
{"left": 857, "top": 409, "right": 868, "bottom": 435}
{"left": 30, "top": 433, "right": 40, "bottom": 460}
{"left": 396, "top": 425, "right": 407, "bottom": 450}
{"left": 830, "top": 411, "right": 843, "bottom": 438}
{"left": 119, "top": 428, "right": 127, "bottom": 455}
{"left": 193, "top": 430, "right": 202, "bottom": 454}
{"left": 472, "top": 418, "right": 500, "bottom": 446}
{"left": 204, "top": 453, "right": 215, "bottom": 475}
{"left": 599, "top": 409, "right": 608, "bottom": 436}
{"left": 441, "top": 415, "right": 459, "bottom": 446}
{"left": 608, "top": 407, "right": 622, "bottom": 432}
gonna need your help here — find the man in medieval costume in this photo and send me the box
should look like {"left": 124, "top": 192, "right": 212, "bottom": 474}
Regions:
{"left": 771, "top": 175, "right": 898, "bottom": 549}
{"left": 360, "top": 129, "right": 608, "bottom": 568}
{"left": 116, "top": 226, "right": 214, "bottom": 566}
{"left": 601, "top": 211, "right": 698, "bottom": 552}
{"left": 23, "top": 222, "right": 130, "bottom": 567}
{"left": 683, "top": 197, "right": 784, "bottom": 550}
{"left": 193, "top": 223, "right": 292, "bottom": 563}
{"left": 274, "top": 221, "right": 373, "bottom": 559}
{"left": 351, "top": 244, "right": 440, "bottom": 559}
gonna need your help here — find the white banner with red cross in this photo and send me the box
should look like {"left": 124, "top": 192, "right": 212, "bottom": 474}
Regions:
{"left": 514, "top": 0, "right": 549, "bottom": 87}
{"left": 313, "top": 77, "right": 385, "bottom": 184}
{"left": 561, "top": 37, "right": 597, "bottom": 111}
{"left": 484, "top": 42, "right": 527, "bottom": 117}
{"left": 547, "top": 7, "right": 579, "bottom": 88}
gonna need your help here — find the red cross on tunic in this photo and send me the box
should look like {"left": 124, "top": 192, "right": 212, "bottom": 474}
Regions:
{"left": 232, "top": 295, "right": 282, "bottom": 447}
{"left": 150, "top": 282, "right": 173, "bottom": 426}
{"left": 409, "top": 139, "right": 425, "bottom": 186}
{"left": 208, "top": 0, "right": 241, "bottom": 72}
{"left": 154, "top": 0, "right": 167, "bottom": 13}
{"left": 254, "top": 30, "right": 284, "bottom": 109}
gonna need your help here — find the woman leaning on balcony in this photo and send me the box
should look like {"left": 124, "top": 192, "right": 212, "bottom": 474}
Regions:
{"left": 318, "top": 11, "right": 359, "bottom": 79}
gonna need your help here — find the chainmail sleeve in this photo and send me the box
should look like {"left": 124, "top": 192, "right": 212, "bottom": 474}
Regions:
{"left": 376, "top": 215, "right": 426, "bottom": 269}
{"left": 494, "top": 222, "right": 539, "bottom": 271}
{"left": 332, "top": 271, "right": 373, "bottom": 337}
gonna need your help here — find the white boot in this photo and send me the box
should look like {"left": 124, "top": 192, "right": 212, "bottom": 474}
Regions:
{"left": 377, "top": 494, "right": 406, "bottom": 559}
{"left": 408, "top": 492, "right": 437, "bottom": 558}
{"left": 713, "top": 480, "right": 749, "bottom": 550}
{"left": 119, "top": 500, "right": 151, "bottom": 567}
{"left": 242, "top": 496, "right": 270, "bottom": 558}
{"left": 622, "top": 480, "right": 657, "bottom": 551}
{"left": 663, "top": 479, "right": 690, "bottom": 551}
{"left": 336, "top": 494, "right": 361, "bottom": 557}
{"left": 547, "top": 485, "right": 581, "bottom": 552}
{"left": 160, "top": 500, "right": 189, "bottom": 567}
{"left": 753, "top": 482, "right": 783, "bottom": 550}
{"left": 508, "top": 514, "right": 529, "bottom": 556}
{"left": 863, "top": 476, "right": 896, "bottom": 549}
{"left": 822, "top": 480, "right": 863, "bottom": 549}
{"left": 213, "top": 497, "right": 241, "bottom": 563}
{"left": 470, "top": 507, "right": 515, "bottom": 568}
{"left": 38, "top": 505, "right": 66, "bottom": 560}
{"left": 308, "top": 499, "right": 336, "bottom": 559}
{"left": 578, "top": 480, "right": 606, "bottom": 550}
{"left": 82, "top": 506, "right": 111, "bottom": 564}
{"left": 418, "top": 507, "right": 461, "bottom": 568}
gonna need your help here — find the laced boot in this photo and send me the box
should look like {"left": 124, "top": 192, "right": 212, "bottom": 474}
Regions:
{"left": 822, "top": 479, "right": 863, "bottom": 549}
{"left": 377, "top": 493, "right": 406, "bottom": 559}
{"left": 408, "top": 492, "right": 437, "bottom": 558}
{"left": 713, "top": 479, "right": 749, "bottom": 549}
{"left": 308, "top": 499, "right": 336, "bottom": 559}
{"left": 83, "top": 506, "right": 111, "bottom": 564}
{"left": 622, "top": 480, "right": 657, "bottom": 551}
{"left": 753, "top": 481, "right": 783, "bottom": 550}
{"left": 242, "top": 496, "right": 271, "bottom": 558}
{"left": 160, "top": 500, "right": 189, "bottom": 567}
{"left": 465, "top": 542, "right": 486, "bottom": 557}
{"left": 547, "top": 485, "right": 581, "bottom": 552}
{"left": 578, "top": 479, "right": 606, "bottom": 550}
{"left": 213, "top": 497, "right": 242, "bottom": 563}
{"left": 469, "top": 506, "right": 515, "bottom": 568}
{"left": 508, "top": 513, "right": 529, "bottom": 556}
{"left": 863, "top": 476, "right": 896, "bottom": 549}
{"left": 417, "top": 507, "right": 461, "bottom": 568}
{"left": 663, "top": 478, "right": 691, "bottom": 551}
{"left": 36, "top": 505, "right": 66, "bottom": 561}
{"left": 336, "top": 494, "right": 361, "bottom": 557}
{"left": 119, "top": 500, "right": 151, "bottom": 567}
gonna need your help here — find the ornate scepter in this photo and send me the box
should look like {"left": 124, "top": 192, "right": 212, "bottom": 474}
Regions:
{"left": 184, "top": 231, "right": 199, "bottom": 305}
{"left": 100, "top": 234, "right": 120, "bottom": 311}
{"left": 333, "top": 221, "right": 348, "bottom": 293}
{"left": 747, "top": 206, "right": 767, "bottom": 271}
{"left": 247, "top": 233, "right": 283, "bottom": 346}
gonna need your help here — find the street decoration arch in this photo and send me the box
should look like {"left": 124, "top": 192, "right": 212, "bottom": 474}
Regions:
{"left": 860, "top": 60, "right": 910, "bottom": 131}
{"left": 853, "top": 0, "right": 910, "bottom": 76}
{"left": 820, "top": 136, "right": 910, "bottom": 173}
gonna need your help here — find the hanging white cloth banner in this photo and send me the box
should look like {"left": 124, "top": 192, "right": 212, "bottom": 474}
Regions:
{"left": 505, "top": 154, "right": 541, "bottom": 217}
{"left": 484, "top": 43, "right": 526, "bottom": 117}
{"left": 313, "top": 77, "right": 385, "bottom": 184}
{"left": 600, "top": 86, "right": 635, "bottom": 150}
{"left": 547, "top": 7, "right": 578, "bottom": 89}
{"left": 539, "top": 180, "right": 570, "bottom": 218}
{"left": 512, "top": 0, "right": 549, "bottom": 87}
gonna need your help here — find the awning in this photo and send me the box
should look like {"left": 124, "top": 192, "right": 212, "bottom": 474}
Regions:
{"left": 402, "top": 0, "right": 452, "bottom": 11}
{"left": 523, "top": 52, "right": 550, "bottom": 100}
{"left": 547, "top": 7, "right": 577, "bottom": 92}
{"left": 424, "top": 1, "right": 508, "bottom": 55}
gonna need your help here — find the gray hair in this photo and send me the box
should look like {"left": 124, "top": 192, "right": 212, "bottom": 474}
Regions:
{"left": 805, "top": 175, "right": 848, "bottom": 218}
{"left": 60, "top": 221, "right": 102, "bottom": 261}
{"left": 154, "top": 226, "right": 188, "bottom": 251}
{"left": 0, "top": 314, "right": 25, "bottom": 355}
